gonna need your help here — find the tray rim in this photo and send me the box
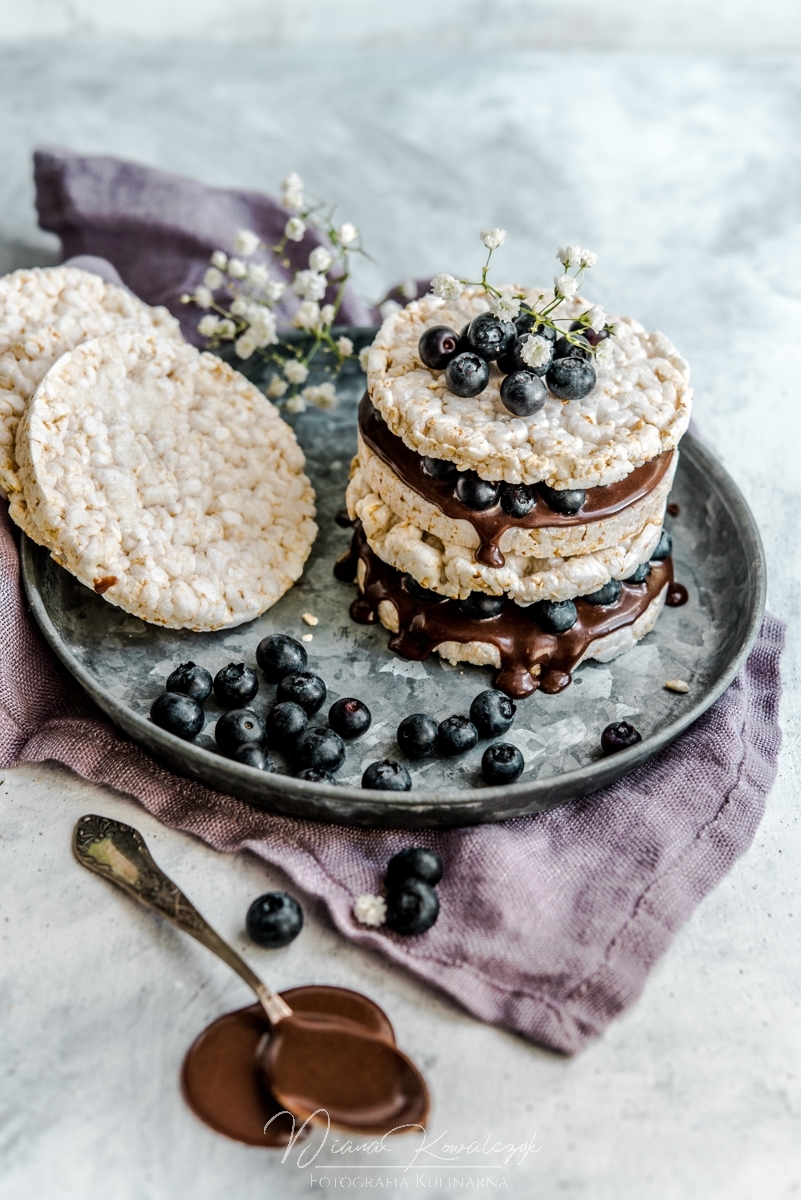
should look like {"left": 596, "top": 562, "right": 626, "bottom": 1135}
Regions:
{"left": 20, "top": 432, "right": 766, "bottom": 828}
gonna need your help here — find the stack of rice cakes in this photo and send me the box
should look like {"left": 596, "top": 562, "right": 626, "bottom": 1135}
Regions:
{"left": 2, "top": 267, "right": 316, "bottom": 632}
{"left": 345, "top": 287, "right": 691, "bottom": 698}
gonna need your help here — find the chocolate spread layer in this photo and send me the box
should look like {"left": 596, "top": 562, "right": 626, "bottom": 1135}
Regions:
{"left": 358, "top": 393, "right": 674, "bottom": 569}
{"left": 336, "top": 523, "right": 673, "bottom": 699}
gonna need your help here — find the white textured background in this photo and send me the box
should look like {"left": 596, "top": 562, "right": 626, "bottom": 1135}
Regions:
{"left": 0, "top": 0, "right": 799, "bottom": 50}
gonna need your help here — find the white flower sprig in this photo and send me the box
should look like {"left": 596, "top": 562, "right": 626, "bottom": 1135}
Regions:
{"left": 183, "top": 173, "right": 369, "bottom": 413}
{"left": 430, "top": 231, "right": 617, "bottom": 363}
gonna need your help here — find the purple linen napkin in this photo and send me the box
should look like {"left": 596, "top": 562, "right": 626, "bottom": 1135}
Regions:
{"left": 0, "top": 503, "right": 784, "bottom": 1053}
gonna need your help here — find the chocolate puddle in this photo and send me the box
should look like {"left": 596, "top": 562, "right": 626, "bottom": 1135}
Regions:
{"left": 359, "top": 394, "right": 674, "bottom": 568}
{"left": 338, "top": 524, "right": 673, "bottom": 698}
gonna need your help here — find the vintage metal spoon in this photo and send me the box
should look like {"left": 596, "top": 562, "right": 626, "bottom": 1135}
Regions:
{"left": 73, "top": 814, "right": 429, "bottom": 1134}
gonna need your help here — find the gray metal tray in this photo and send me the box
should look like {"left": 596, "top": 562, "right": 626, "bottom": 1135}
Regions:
{"left": 20, "top": 337, "right": 766, "bottom": 828}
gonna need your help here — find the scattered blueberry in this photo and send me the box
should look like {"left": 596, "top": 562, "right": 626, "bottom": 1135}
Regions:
{"left": 233, "top": 743, "right": 274, "bottom": 771}
{"left": 166, "top": 661, "right": 212, "bottom": 702}
{"left": 601, "top": 721, "right": 643, "bottom": 756}
{"left": 497, "top": 334, "right": 551, "bottom": 377}
{"left": 404, "top": 574, "right": 444, "bottom": 604}
{"left": 215, "top": 707, "right": 266, "bottom": 757}
{"left": 418, "top": 325, "right": 460, "bottom": 370}
{"left": 293, "top": 727, "right": 346, "bottom": 773}
{"left": 265, "top": 700, "right": 308, "bottom": 744}
{"left": 296, "top": 767, "right": 338, "bottom": 783}
{"left": 276, "top": 671, "right": 327, "bottom": 715}
{"left": 455, "top": 471, "right": 501, "bottom": 511}
{"left": 437, "top": 715, "right": 479, "bottom": 756}
{"left": 386, "top": 847, "right": 443, "bottom": 888}
{"left": 466, "top": 312, "right": 516, "bottom": 361}
{"left": 553, "top": 334, "right": 592, "bottom": 360}
{"left": 444, "top": 351, "right": 491, "bottom": 398}
{"left": 482, "top": 742, "right": 524, "bottom": 784}
{"left": 422, "top": 455, "right": 458, "bottom": 481}
{"left": 458, "top": 592, "right": 506, "bottom": 620}
{"left": 531, "top": 598, "right": 578, "bottom": 634}
{"left": 150, "top": 692, "right": 205, "bottom": 740}
{"left": 246, "top": 892, "right": 304, "bottom": 948}
{"left": 651, "top": 529, "right": 673, "bottom": 561}
{"left": 329, "top": 697, "right": 372, "bottom": 739}
{"left": 362, "top": 760, "right": 413, "bottom": 791}
{"left": 546, "top": 357, "right": 596, "bottom": 401}
{"left": 397, "top": 714, "right": 439, "bottom": 760}
{"left": 256, "top": 634, "right": 308, "bottom": 682}
{"left": 386, "top": 878, "right": 439, "bottom": 936}
{"left": 214, "top": 662, "right": 259, "bottom": 708}
{"left": 582, "top": 580, "right": 622, "bottom": 606}
{"left": 625, "top": 563, "right": 652, "bottom": 584}
{"left": 500, "top": 483, "right": 536, "bottom": 518}
{"left": 470, "top": 690, "right": 516, "bottom": 738}
{"left": 538, "top": 483, "right": 586, "bottom": 515}
{"left": 500, "top": 370, "right": 547, "bottom": 417}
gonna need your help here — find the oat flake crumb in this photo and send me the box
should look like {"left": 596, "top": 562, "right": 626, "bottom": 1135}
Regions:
{"left": 354, "top": 894, "right": 387, "bottom": 927}
{"left": 665, "top": 679, "right": 690, "bottom": 693}
{"left": 302, "top": 612, "right": 319, "bottom": 626}
{"left": 301, "top": 633, "right": 314, "bottom": 642}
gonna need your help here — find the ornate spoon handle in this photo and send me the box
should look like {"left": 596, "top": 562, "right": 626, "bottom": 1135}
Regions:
{"left": 73, "top": 814, "right": 292, "bottom": 1025}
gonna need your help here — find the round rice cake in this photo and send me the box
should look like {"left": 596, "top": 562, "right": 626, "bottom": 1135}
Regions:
{"left": 0, "top": 266, "right": 181, "bottom": 497}
{"left": 365, "top": 286, "right": 692, "bottom": 489}
{"left": 13, "top": 325, "right": 317, "bottom": 631}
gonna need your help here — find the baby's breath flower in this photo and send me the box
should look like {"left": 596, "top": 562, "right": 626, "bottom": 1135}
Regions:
{"left": 235, "top": 333, "right": 257, "bottom": 359}
{"left": 319, "top": 304, "right": 336, "bottom": 325}
{"left": 302, "top": 382, "right": 337, "bottom": 410}
{"left": 587, "top": 305, "right": 606, "bottom": 332}
{"left": 180, "top": 293, "right": 192, "bottom": 304}
{"left": 520, "top": 334, "right": 552, "bottom": 369}
{"left": 337, "top": 222, "right": 358, "bottom": 247}
{"left": 233, "top": 229, "right": 260, "bottom": 257}
{"left": 607, "top": 320, "right": 621, "bottom": 336}
{"left": 481, "top": 228, "right": 506, "bottom": 250}
{"left": 579, "top": 248, "right": 597, "bottom": 268}
{"left": 293, "top": 269, "right": 327, "bottom": 302}
{"left": 336, "top": 336, "right": 354, "bottom": 357}
{"left": 247, "top": 263, "right": 269, "bottom": 288}
{"left": 230, "top": 297, "right": 249, "bottom": 316}
{"left": 285, "top": 394, "right": 307, "bottom": 413}
{"left": 197, "top": 314, "right": 219, "bottom": 337}
{"left": 353, "top": 894, "right": 387, "bottom": 927}
{"left": 249, "top": 309, "right": 278, "bottom": 347}
{"left": 265, "top": 279, "right": 286, "bottom": 302}
{"left": 210, "top": 250, "right": 228, "bottom": 270}
{"left": 379, "top": 299, "right": 402, "bottom": 319}
{"left": 216, "top": 318, "right": 236, "bottom": 339}
{"left": 285, "top": 217, "right": 306, "bottom": 242}
{"left": 203, "top": 266, "right": 223, "bottom": 290}
{"left": 227, "top": 258, "right": 247, "bottom": 279}
{"left": 266, "top": 375, "right": 289, "bottom": 399}
{"left": 309, "top": 246, "right": 333, "bottom": 273}
{"left": 557, "top": 244, "right": 582, "bottom": 268}
{"left": 431, "top": 272, "right": 464, "bottom": 302}
{"left": 553, "top": 273, "right": 579, "bottom": 300}
{"left": 489, "top": 293, "right": 521, "bottom": 321}
{"left": 281, "top": 173, "right": 304, "bottom": 213}
{"left": 293, "top": 300, "right": 321, "bottom": 329}
{"left": 358, "top": 346, "right": 371, "bottom": 372}
{"left": 193, "top": 285, "right": 213, "bottom": 308}
{"left": 595, "top": 339, "right": 614, "bottom": 367}
{"left": 284, "top": 359, "right": 309, "bottom": 385}
{"left": 400, "top": 279, "right": 418, "bottom": 300}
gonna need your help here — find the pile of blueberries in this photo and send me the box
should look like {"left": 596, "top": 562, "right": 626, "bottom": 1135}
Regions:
{"left": 383, "top": 847, "right": 443, "bottom": 936}
{"left": 418, "top": 311, "right": 602, "bottom": 418}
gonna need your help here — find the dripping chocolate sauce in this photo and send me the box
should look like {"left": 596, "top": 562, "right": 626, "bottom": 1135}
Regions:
{"left": 358, "top": 394, "right": 674, "bottom": 569}
{"left": 337, "top": 524, "right": 674, "bottom": 699}
{"left": 666, "top": 582, "right": 688, "bottom": 607}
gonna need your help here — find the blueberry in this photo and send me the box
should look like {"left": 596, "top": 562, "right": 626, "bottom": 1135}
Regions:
{"left": 397, "top": 714, "right": 438, "bottom": 760}
{"left": 553, "top": 334, "right": 592, "bottom": 360}
{"left": 469, "top": 690, "right": 516, "bottom": 738}
{"left": 445, "top": 352, "right": 491, "bottom": 398}
{"left": 458, "top": 592, "right": 505, "bottom": 620}
{"left": 215, "top": 707, "right": 266, "bottom": 757}
{"left": 418, "top": 325, "right": 460, "bottom": 370}
{"left": 386, "top": 878, "right": 439, "bottom": 936}
{"left": 265, "top": 700, "right": 308, "bottom": 744}
{"left": 150, "top": 692, "right": 205, "bottom": 740}
{"left": 233, "top": 743, "right": 274, "bottom": 771}
{"left": 293, "top": 727, "right": 346, "bottom": 773}
{"left": 531, "top": 599, "right": 578, "bottom": 634}
{"left": 500, "top": 370, "right": 547, "bottom": 417}
{"left": 455, "top": 471, "right": 501, "bottom": 511}
{"left": 582, "top": 579, "right": 622, "bottom": 606}
{"left": 482, "top": 742, "right": 524, "bottom": 784}
{"left": 422, "top": 455, "right": 458, "bottom": 481}
{"left": 455, "top": 322, "right": 472, "bottom": 352}
{"left": 570, "top": 319, "right": 608, "bottom": 348}
{"left": 166, "top": 661, "right": 212, "bottom": 702}
{"left": 437, "top": 715, "right": 479, "bottom": 756}
{"left": 276, "top": 671, "right": 327, "bottom": 714}
{"left": 404, "top": 574, "right": 443, "bottom": 604}
{"left": 497, "top": 334, "right": 552, "bottom": 378}
{"left": 625, "top": 563, "right": 652, "bottom": 584}
{"left": 296, "top": 767, "right": 338, "bottom": 783}
{"left": 500, "top": 483, "right": 536, "bottom": 518}
{"left": 546, "top": 356, "right": 597, "bottom": 401}
{"left": 256, "top": 634, "right": 308, "bottom": 682}
{"left": 329, "top": 697, "right": 372, "bottom": 739}
{"left": 386, "top": 847, "right": 443, "bottom": 888}
{"left": 466, "top": 312, "right": 516, "bottom": 361}
{"left": 214, "top": 662, "right": 259, "bottom": 708}
{"left": 362, "top": 760, "right": 413, "bottom": 791}
{"left": 601, "top": 721, "right": 642, "bottom": 756}
{"left": 538, "top": 483, "right": 586, "bottom": 515}
{"left": 515, "top": 314, "right": 556, "bottom": 341}
{"left": 651, "top": 529, "right": 673, "bottom": 561}
{"left": 246, "top": 892, "right": 304, "bottom": 948}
